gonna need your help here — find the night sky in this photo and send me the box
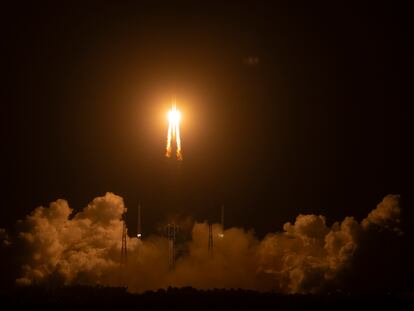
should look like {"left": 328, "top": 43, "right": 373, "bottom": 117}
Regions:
{"left": 2, "top": 2, "right": 407, "bottom": 243}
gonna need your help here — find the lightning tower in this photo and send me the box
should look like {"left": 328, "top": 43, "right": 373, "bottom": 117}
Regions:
{"left": 137, "top": 203, "right": 142, "bottom": 240}
{"left": 120, "top": 208, "right": 128, "bottom": 266}
{"left": 208, "top": 223, "right": 213, "bottom": 256}
{"left": 219, "top": 205, "right": 225, "bottom": 238}
{"left": 221, "top": 205, "right": 224, "bottom": 231}
{"left": 166, "top": 223, "right": 179, "bottom": 268}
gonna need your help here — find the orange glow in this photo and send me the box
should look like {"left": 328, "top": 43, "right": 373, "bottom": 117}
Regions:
{"left": 166, "top": 98, "right": 183, "bottom": 160}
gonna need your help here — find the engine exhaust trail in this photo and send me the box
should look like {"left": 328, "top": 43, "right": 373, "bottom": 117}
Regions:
{"left": 166, "top": 97, "right": 183, "bottom": 160}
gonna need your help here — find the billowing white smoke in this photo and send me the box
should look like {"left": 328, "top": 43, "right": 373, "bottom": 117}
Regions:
{"left": 0, "top": 228, "right": 11, "bottom": 247}
{"left": 9, "top": 193, "right": 401, "bottom": 293}
{"left": 257, "top": 215, "right": 361, "bottom": 293}
{"left": 362, "top": 194, "right": 402, "bottom": 233}
{"left": 15, "top": 193, "right": 125, "bottom": 286}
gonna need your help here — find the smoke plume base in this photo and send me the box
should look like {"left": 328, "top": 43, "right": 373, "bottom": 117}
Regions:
{"left": 2, "top": 193, "right": 401, "bottom": 294}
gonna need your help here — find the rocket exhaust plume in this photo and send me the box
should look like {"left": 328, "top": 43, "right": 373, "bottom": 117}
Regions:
{"left": 166, "top": 97, "right": 183, "bottom": 160}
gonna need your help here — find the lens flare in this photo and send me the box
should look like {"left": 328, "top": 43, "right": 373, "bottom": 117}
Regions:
{"left": 166, "top": 98, "right": 183, "bottom": 160}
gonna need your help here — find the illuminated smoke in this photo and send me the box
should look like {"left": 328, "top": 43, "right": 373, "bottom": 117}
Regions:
{"left": 166, "top": 98, "right": 182, "bottom": 160}
{"left": 11, "top": 193, "right": 401, "bottom": 293}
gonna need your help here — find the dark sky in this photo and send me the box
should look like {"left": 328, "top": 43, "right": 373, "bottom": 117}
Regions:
{"left": 1, "top": 2, "right": 406, "bottom": 239}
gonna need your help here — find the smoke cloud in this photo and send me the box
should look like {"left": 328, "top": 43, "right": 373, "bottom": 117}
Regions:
{"left": 0, "top": 228, "right": 11, "bottom": 247}
{"left": 10, "top": 193, "right": 401, "bottom": 293}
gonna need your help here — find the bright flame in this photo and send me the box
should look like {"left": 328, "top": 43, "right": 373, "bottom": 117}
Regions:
{"left": 166, "top": 98, "right": 183, "bottom": 160}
